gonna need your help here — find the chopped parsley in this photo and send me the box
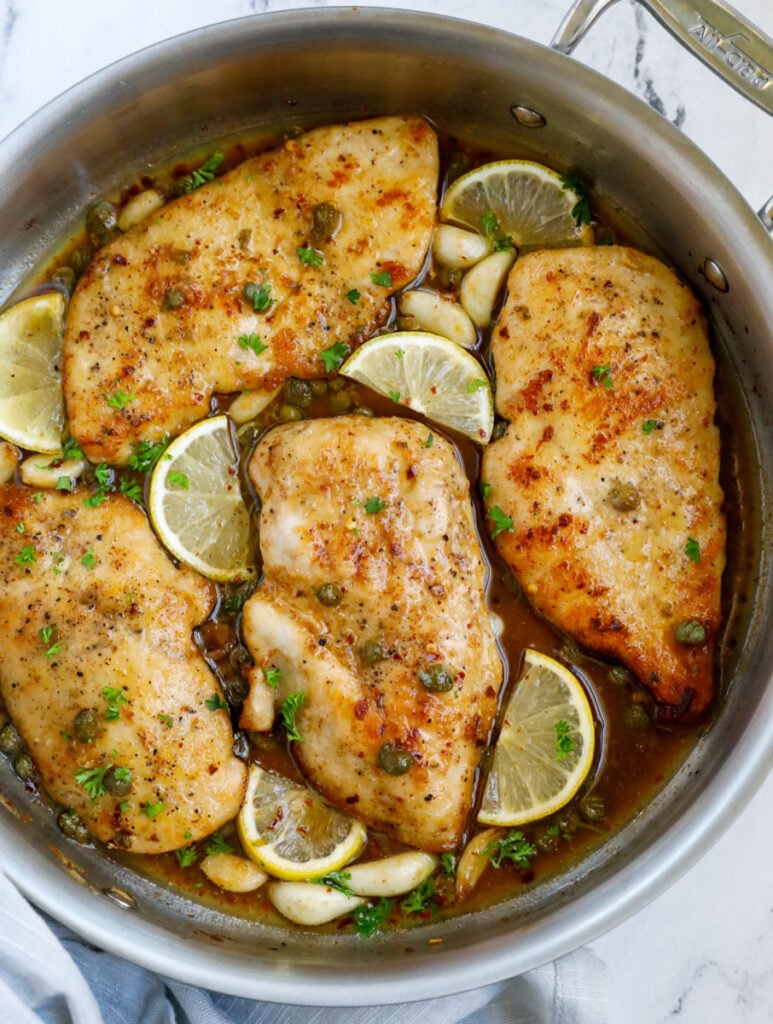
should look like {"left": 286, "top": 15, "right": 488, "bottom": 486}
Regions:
{"left": 478, "top": 209, "right": 513, "bottom": 251}
{"left": 483, "top": 829, "right": 536, "bottom": 870}
{"left": 591, "top": 364, "right": 613, "bottom": 389}
{"left": 370, "top": 270, "right": 392, "bottom": 287}
{"left": 15, "top": 545, "right": 36, "bottom": 565}
{"left": 205, "top": 832, "right": 234, "bottom": 856}
{"left": 175, "top": 846, "right": 198, "bottom": 868}
{"left": 55, "top": 476, "right": 74, "bottom": 492}
{"left": 312, "top": 871, "right": 354, "bottom": 897}
{"left": 488, "top": 505, "right": 514, "bottom": 539}
{"left": 167, "top": 471, "right": 190, "bottom": 490}
{"left": 31, "top": 492, "right": 43, "bottom": 504}
{"left": 345, "top": 288, "right": 361, "bottom": 305}
{"left": 642, "top": 419, "right": 664, "bottom": 435}
{"left": 263, "top": 666, "right": 282, "bottom": 689}
{"left": 279, "top": 691, "right": 307, "bottom": 743}
{"left": 183, "top": 150, "right": 224, "bottom": 192}
{"left": 83, "top": 464, "right": 113, "bottom": 507}
{"left": 400, "top": 879, "right": 436, "bottom": 916}
{"left": 205, "top": 693, "right": 229, "bottom": 712}
{"left": 158, "top": 713, "right": 174, "bottom": 728}
{"left": 75, "top": 764, "right": 111, "bottom": 800}
{"left": 238, "top": 333, "right": 268, "bottom": 357}
{"left": 479, "top": 481, "right": 492, "bottom": 501}
{"left": 128, "top": 439, "right": 168, "bottom": 473}
{"left": 105, "top": 389, "right": 137, "bottom": 410}
{"left": 440, "top": 852, "right": 456, "bottom": 876}
{"left": 425, "top": 432, "right": 434, "bottom": 448}
{"left": 119, "top": 477, "right": 144, "bottom": 505}
{"left": 685, "top": 537, "right": 701, "bottom": 564}
{"left": 364, "top": 496, "right": 387, "bottom": 514}
{"left": 297, "top": 245, "right": 324, "bottom": 268}
{"left": 142, "top": 801, "right": 165, "bottom": 820}
{"left": 61, "top": 436, "right": 84, "bottom": 460}
{"left": 560, "top": 173, "right": 592, "bottom": 227}
{"left": 388, "top": 390, "right": 401, "bottom": 404}
{"left": 81, "top": 548, "right": 97, "bottom": 570}
{"left": 555, "top": 720, "right": 575, "bottom": 762}
{"left": 15, "top": 522, "right": 24, "bottom": 534}
{"left": 320, "top": 341, "right": 349, "bottom": 372}
{"left": 103, "top": 686, "right": 127, "bottom": 721}
{"left": 466, "top": 378, "right": 488, "bottom": 393}
{"left": 351, "top": 897, "right": 393, "bottom": 937}
{"left": 244, "top": 279, "right": 273, "bottom": 312}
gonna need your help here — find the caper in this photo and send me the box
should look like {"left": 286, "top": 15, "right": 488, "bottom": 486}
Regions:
{"left": 86, "top": 201, "right": 118, "bottom": 241}
{"left": 229, "top": 645, "right": 254, "bottom": 669}
{"left": 359, "top": 638, "right": 386, "bottom": 665}
{"left": 162, "top": 287, "right": 186, "bottom": 310}
{"left": 492, "top": 420, "right": 508, "bottom": 441}
{"left": 418, "top": 665, "right": 454, "bottom": 692}
{"left": 674, "top": 619, "right": 706, "bottom": 645}
{"left": 558, "top": 637, "right": 583, "bottom": 665}
{"left": 73, "top": 708, "right": 101, "bottom": 742}
{"left": 378, "top": 742, "right": 413, "bottom": 776}
{"left": 284, "top": 378, "right": 313, "bottom": 408}
{"left": 436, "top": 265, "right": 463, "bottom": 290}
{"left": 58, "top": 809, "right": 90, "bottom": 845}
{"left": 0, "top": 722, "right": 23, "bottom": 756}
{"left": 608, "top": 481, "right": 640, "bottom": 512}
{"left": 328, "top": 376, "right": 346, "bottom": 392}
{"left": 316, "top": 582, "right": 343, "bottom": 607}
{"left": 13, "top": 753, "right": 35, "bottom": 781}
{"left": 352, "top": 406, "right": 374, "bottom": 417}
{"left": 222, "top": 675, "right": 250, "bottom": 706}
{"left": 277, "top": 403, "right": 303, "bottom": 422}
{"left": 534, "top": 825, "right": 562, "bottom": 853}
{"left": 329, "top": 390, "right": 353, "bottom": 414}
{"left": 70, "top": 248, "right": 94, "bottom": 277}
{"left": 232, "top": 731, "right": 250, "bottom": 760}
{"left": 171, "top": 248, "right": 192, "bottom": 264}
{"left": 579, "top": 792, "right": 607, "bottom": 822}
{"left": 103, "top": 767, "right": 133, "bottom": 797}
{"left": 555, "top": 808, "right": 581, "bottom": 837}
{"left": 607, "top": 664, "right": 632, "bottom": 687}
{"left": 51, "top": 266, "right": 76, "bottom": 294}
{"left": 310, "top": 202, "right": 341, "bottom": 245}
{"left": 624, "top": 703, "right": 650, "bottom": 730}
{"left": 309, "top": 379, "right": 328, "bottom": 396}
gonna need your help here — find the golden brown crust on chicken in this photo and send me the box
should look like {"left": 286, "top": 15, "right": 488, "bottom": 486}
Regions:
{"left": 482, "top": 246, "right": 725, "bottom": 717}
{"left": 241, "top": 416, "right": 503, "bottom": 851}
{"left": 63, "top": 116, "right": 439, "bottom": 465}
{"left": 0, "top": 487, "right": 246, "bottom": 851}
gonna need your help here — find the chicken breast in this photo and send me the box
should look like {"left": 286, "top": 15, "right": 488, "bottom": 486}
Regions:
{"left": 63, "top": 115, "right": 439, "bottom": 465}
{"left": 240, "top": 416, "right": 503, "bottom": 852}
{"left": 482, "top": 246, "right": 725, "bottom": 717}
{"left": 0, "top": 487, "right": 247, "bottom": 851}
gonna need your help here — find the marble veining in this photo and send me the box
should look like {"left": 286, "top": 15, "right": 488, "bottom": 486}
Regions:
{"left": 0, "top": 1, "right": 770, "bottom": 1021}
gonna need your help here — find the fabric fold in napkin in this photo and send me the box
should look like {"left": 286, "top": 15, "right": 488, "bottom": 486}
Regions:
{"left": 0, "top": 871, "right": 607, "bottom": 1023}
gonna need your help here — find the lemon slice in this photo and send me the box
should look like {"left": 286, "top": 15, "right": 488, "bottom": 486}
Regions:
{"left": 477, "top": 649, "right": 596, "bottom": 827}
{"left": 341, "top": 331, "right": 494, "bottom": 443}
{"left": 441, "top": 160, "right": 594, "bottom": 251}
{"left": 148, "top": 414, "right": 256, "bottom": 582}
{"left": 237, "top": 765, "right": 367, "bottom": 881}
{"left": 0, "top": 292, "right": 66, "bottom": 453}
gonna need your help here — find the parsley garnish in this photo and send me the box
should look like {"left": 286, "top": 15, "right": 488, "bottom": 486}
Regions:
{"left": 400, "top": 879, "right": 436, "bottom": 916}
{"left": 297, "top": 245, "right": 324, "bottom": 268}
{"left": 263, "top": 666, "right": 282, "bottom": 689}
{"left": 103, "top": 686, "right": 127, "bottom": 721}
{"left": 320, "top": 341, "right": 349, "bottom": 372}
{"left": 560, "top": 174, "right": 592, "bottom": 226}
{"left": 313, "top": 871, "right": 354, "bottom": 897}
{"left": 205, "top": 693, "right": 229, "bottom": 712}
{"left": 239, "top": 333, "right": 268, "bottom": 357}
{"left": 591, "top": 364, "right": 613, "bottom": 389}
{"left": 175, "top": 846, "right": 198, "bottom": 868}
{"left": 425, "top": 432, "right": 434, "bottom": 448}
{"left": 388, "top": 390, "right": 401, "bottom": 403}
{"left": 345, "top": 288, "right": 361, "bottom": 305}
{"left": 15, "top": 522, "right": 24, "bottom": 534}
{"left": 479, "top": 481, "right": 492, "bottom": 501}
{"left": 488, "top": 505, "right": 514, "bottom": 539}
{"left": 32, "top": 492, "right": 43, "bottom": 504}
{"left": 642, "top": 419, "right": 664, "bottom": 435}
{"left": 56, "top": 476, "right": 74, "bottom": 492}
{"left": 167, "top": 471, "right": 190, "bottom": 490}
{"left": 81, "top": 549, "right": 96, "bottom": 570}
{"left": 61, "top": 436, "right": 84, "bottom": 460}
{"left": 685, "top": 537, "right": 701, "bottom": 564}
{"left": 128, "top": 439, "right": 168, "bottom": 473}
{"left": 351, "top": 897, "right": 393, "bottom": 937}
{"left": 466, "top": 378, "right": 488, "bottom": 393}
{"left": 483, "top": 829, "right": 536, "bottom": 870}
{"left": 205, "top": 832, "right": 234, "bottom": 856}
{"left": 158, "top": 713, "right": 174, "bottom": 728}
{"left": 279, "top": 691, "right": 307, "bottom": 743}
{"left": 244, "top": 279, "right": 273, "bottom": 312}
{"left": 119, "top": 477, "right": 144, "bottom": 505}
{"left": 75, "top": 764, "right": 110, "bottom": 800}
{"left": 555, "top": 720, "right": 574, "bottom": 762}
{"left": 15, "top": 545, "right": 36, "bottom": 565}
{"left": 105, "top": 389, "right": 137, "bottom": 410}
{"left": 364, "top": 496, "right": 387, "bottom": 514}
{"left": 370, "top": 270, "right": 392, "bottom": 287}
{"left": 142, "top": 801, "right": 165, "bottom": 819}
{"left": 478, "top": 209, "right": 513, "bottom": 251}
{"left": 440, "top": 852, "right": 456, "bottom": 876}
{"left": 183, "top": 150, "right": 224, "bottom": 192}
{"left": 83, "top": 464, "right": 113, "bottom": 507}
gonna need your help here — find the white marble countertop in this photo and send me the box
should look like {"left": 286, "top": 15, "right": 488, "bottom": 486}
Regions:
{"left": 0, "top": 1, "right": 770, "bottom": 1022}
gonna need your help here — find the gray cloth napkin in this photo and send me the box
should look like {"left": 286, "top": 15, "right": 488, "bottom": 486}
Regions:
{"left": 0, "top": 871, "right": 607, "bottom": 1023}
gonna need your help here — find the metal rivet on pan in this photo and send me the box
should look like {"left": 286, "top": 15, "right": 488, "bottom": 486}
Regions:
{"left": 510, "top": 105, "right": 546, "bottom": 128}
{"left": 702, "top": 258, "right": 729, "bottom": 293}
{"left": 101, "top": 886, "right": 136, "bottom": 909}
{"left": 757, "top": 196, "right": 773, "bottom": 235}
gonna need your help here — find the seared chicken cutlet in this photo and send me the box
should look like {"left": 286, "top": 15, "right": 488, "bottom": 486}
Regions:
{"left": 63, "top": 115, "right": 439, "bottom": 465}
{"left": 482, "top": 246, "right": 725, "bottom": 717}
{"left": 0, "top": 487, "right": 246, "bottom": 851}
{"left": 240, "top": 417, "right": 503, "bottom": 852}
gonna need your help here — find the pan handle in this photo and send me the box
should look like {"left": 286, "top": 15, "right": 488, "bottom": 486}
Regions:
{"left": 552, "top": 0, "right": 772, "bottom": 117}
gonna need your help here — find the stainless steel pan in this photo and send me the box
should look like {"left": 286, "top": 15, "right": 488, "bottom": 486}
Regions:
{"left": 0, "top": 4, "right": 771, "bottom": 1005}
